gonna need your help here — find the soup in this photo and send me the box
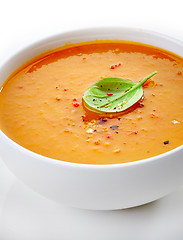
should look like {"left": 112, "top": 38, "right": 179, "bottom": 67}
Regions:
{"left": 0, "top": 41, "right": 182, "bottom": 164}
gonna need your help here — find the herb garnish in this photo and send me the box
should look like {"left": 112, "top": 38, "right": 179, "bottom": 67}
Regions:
{"left": 83, "top": 71, "right": 157, "bottom": 113}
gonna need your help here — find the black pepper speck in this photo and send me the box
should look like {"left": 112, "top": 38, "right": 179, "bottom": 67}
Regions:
{"left": 110, "top": 125, "right": 119, "bottom": 130}
{"left": 164, "top": 140, "right": 169, "bottom": 145}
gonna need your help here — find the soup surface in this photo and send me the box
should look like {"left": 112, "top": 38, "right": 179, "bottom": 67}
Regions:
{"left": 0, "top": 41, "right": 183, "bottom": 164}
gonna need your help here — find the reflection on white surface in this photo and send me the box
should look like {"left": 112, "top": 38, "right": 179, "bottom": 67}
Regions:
{"left": 0, "top": 159, "right": 183, "bottom": 240}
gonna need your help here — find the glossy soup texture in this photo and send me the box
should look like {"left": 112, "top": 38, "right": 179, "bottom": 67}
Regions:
{"left": 0, "top": 41, "right": 183, "bottom": 164}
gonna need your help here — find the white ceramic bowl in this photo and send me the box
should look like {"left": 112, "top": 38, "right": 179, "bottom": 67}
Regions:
{"left": 0, "top": 27, "right": 183, "bottom": 210}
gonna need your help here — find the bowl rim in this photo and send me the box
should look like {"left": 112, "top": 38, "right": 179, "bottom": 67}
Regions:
{"left": 0, "top": 26, "right": 183, "bottom": 169}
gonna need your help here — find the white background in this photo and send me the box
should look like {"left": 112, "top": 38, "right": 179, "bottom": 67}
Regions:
{"left": 0, "top": 0, "right": 183, "bottom": 239}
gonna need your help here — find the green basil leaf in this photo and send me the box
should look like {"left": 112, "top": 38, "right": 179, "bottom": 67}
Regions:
{"left": 83, "top": 71, "right": 157, "bottom": 113}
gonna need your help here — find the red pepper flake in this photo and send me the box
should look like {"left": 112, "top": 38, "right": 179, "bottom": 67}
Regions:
{"left": 150, "top": 113, "right": 159, "bottom": 118}
{"left": 106, "top": 135, "right": 111, "bottom": 139}
{"left": 72, "top": 98, "right": 79, "bottom": 107}
{"left": 177, "top": 71, "right": 182, "bottom": 75}
{"left": 143, "top": 79, "right": 155, "bottom": 88}
{"left": 94, "top": 139, "right": 101, "bottom": 145}
{"left": 18, "top": 86, "right": 24, "bottom": 89}
{"left": 64, "top": 88, "right": 68, "bottom": 91}
{"left": 107, "top": 93, "right": 113, "bottom": 96}
{"left": 73, "top": 102, "right": 79, "bottom": 107}
{"left": 81, "top": 115, "right": 86, "bottom": 121}
{"left": 56, "top": 97, "right": 61, "bottom": 101}
{"left": 153, "top": 55, "right": 158, "bottom": 59}
{"left": 125, "top": 130, "right": 138, "bottom": 135}
{"left": 110, "top": 63, "right": 121, "bottom": 69}
{"left": 138, "top": 102, "right": 144, "bottom": 108}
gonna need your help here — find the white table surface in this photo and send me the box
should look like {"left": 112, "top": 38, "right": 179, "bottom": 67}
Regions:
{"left": 0, "top": 0, "right": 183, "bottom": 239}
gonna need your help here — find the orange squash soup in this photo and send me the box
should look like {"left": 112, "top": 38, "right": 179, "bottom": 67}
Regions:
{"left": 0, "top": 41, "right": 183, "bottom": 164}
